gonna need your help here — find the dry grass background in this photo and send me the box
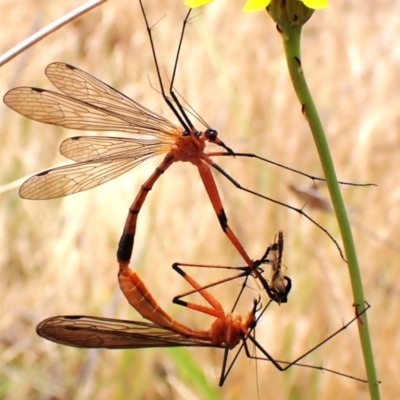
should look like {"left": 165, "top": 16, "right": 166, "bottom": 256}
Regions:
{"left": 0, "top": 0, "right": 398, "bottom": 399}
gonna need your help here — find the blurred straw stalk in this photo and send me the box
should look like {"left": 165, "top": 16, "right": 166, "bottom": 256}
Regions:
{"left": 0, "top": 0, "right": 397, "bottom": 398}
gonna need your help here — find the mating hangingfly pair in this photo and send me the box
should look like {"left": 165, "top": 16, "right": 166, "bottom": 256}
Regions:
{"left": 4, "top": 0, "right": 371, "bottom": 387}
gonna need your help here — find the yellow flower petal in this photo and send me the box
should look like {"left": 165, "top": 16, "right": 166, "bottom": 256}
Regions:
{"left": 183, "top": 0, "right": 214, "bottom": 7}
{"left": 243, "top": 0, "right": 270, "bottom": 12}
{"left": 302, "top": 0, "right": 329, "bottom": 9}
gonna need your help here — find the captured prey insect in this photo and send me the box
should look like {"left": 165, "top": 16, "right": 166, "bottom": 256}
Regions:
{"left": 264, "top": 230, "right": 291, "bottom": 303}
{"left": 37, "top": 256, "right": 370, "bottom": 386}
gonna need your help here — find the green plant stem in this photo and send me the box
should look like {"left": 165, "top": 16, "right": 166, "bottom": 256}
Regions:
{"left": 280, "top": 24, "right": 380, "bottom": 399}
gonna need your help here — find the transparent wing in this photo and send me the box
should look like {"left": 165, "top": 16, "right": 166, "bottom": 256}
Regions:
{"left": 4, "top": 85, "right": 180, "bottom": 140}
{"left": 45, "top": 63, "right": 173, "bottom": 128}
{"left": 4, "top": 62, "right": 182, "bottom": 139}
{"left": 59, "top": 136, "right": 169, "bottom": 162}
{"left": 3, "top": 63, "right": 187, "bottom": 199}
{"left": 19, "top": 157, "right": 157, "bottom": 199}
{"left": 37, "top": 316, "right": 217, "bottom": 349}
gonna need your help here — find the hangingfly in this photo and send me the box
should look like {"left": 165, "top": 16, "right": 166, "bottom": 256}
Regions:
{"left": 3, "top": 2, "right": 348, "bottom": 304}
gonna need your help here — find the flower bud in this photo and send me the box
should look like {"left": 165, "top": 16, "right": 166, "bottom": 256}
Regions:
{"left": 267, "top": 0, "right": 314, "bottom": 29}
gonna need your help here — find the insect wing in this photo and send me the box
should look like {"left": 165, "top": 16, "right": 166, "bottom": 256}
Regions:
{"left": 19, "top": 158, "right": 150, "bottom": 199}
{"left": 37, "top": 316, "right": 216, "bottom": 349}
{"left": 45, "top": 63, "right": 176, "bottom": 130}
{"left": 45, "top": 62, "right": 181, "bottom": 139}
{"left": 4, "top": 85, "right": 177, "bottom": 139}
{"left": 4, "top": 87, "right": 130, "bottom": 131}
{"left": 59, "top": 136, "right": 168, "bottom": 163}
{"left": 4, "top": 63, "right": 182, "bottom": 140}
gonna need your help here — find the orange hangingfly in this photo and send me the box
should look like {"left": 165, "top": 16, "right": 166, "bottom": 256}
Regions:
{"left": 3, "top": 0, "right": 350, "bottom": 295}
{"left": 37, "top": 253, "right": 370, "bottom": 386}
{"left": 38, "top": 257, "right": 263, "bottom": 386}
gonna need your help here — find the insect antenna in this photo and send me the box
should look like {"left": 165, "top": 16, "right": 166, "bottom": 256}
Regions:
{"left": 139, "top": 1, "right": 195, "bottom": 134}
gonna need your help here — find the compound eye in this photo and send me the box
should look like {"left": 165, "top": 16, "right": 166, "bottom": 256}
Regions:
{"left": 205, "top": 128, "right": 218, "bottom": 141}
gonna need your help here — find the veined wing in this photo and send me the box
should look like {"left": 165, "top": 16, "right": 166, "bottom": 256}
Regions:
{"left": 37, "top": 315, "right": 217, "bottom": 349}
{"left": 59, "top": 136, "right": 169, "bottom": 162}
{"left": 3, "top": 85, "right": 181, "bottom": 140}
{"left": 19, "top": 156, "right": 158, "bottom": 199}
{"left": 45, "top": 63, "right": 176, "bottom": 132}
